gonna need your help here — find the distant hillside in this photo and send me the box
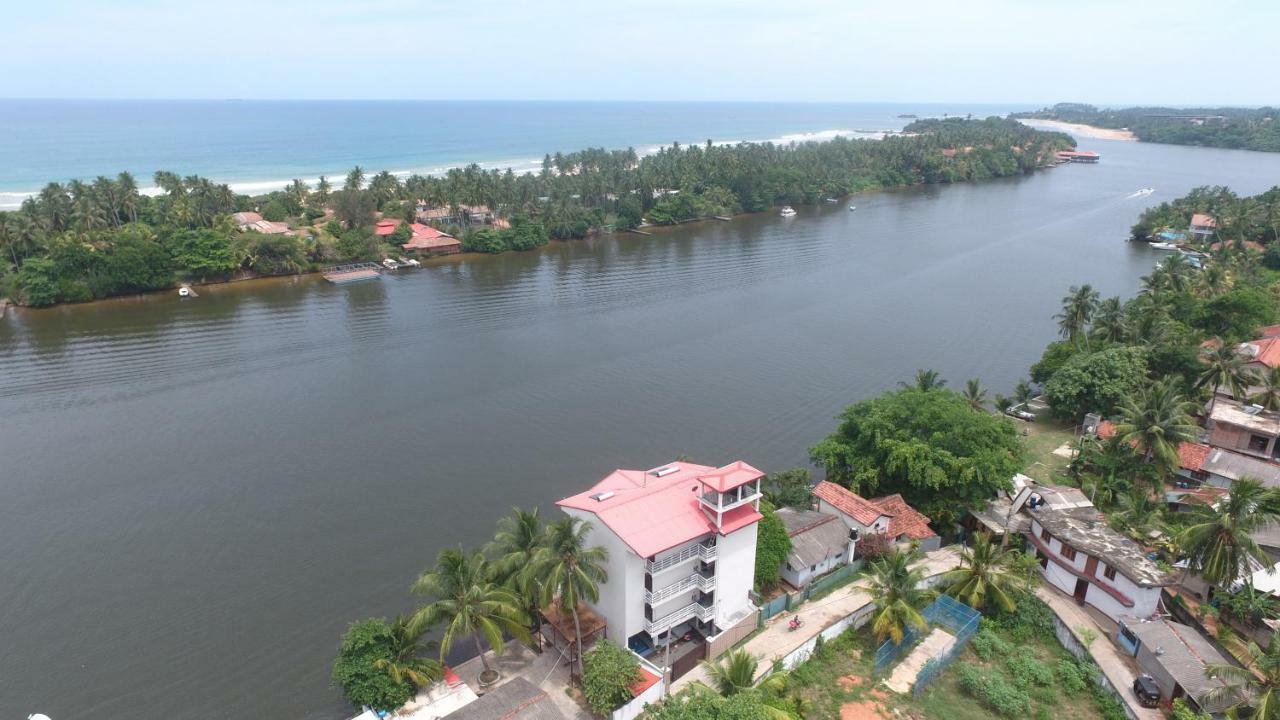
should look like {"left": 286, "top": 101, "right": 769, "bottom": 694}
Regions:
{"left": 1012, "top": 103, "right": 1280, "bottom": 152}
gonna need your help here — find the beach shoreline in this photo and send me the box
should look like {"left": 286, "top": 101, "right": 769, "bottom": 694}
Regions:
{"left": 1017, "top": 118, "right": 1136, "bottom": 141}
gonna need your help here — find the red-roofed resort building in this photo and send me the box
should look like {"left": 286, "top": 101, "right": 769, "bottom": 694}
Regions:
{"left": 557, "top": 460, "right": 764, "bottom": 659}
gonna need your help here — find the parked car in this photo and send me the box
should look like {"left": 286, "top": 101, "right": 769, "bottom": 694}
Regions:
{"left": 1132, "top": 674, "right": 1160, "bottom": 708}
{"left": 1006, "top": 408, "right": 1035, "bottom": 421}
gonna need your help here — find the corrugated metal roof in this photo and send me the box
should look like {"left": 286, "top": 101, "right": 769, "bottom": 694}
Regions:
{"left": 1124, "top": 618, "right": 1237, "bottom": 714}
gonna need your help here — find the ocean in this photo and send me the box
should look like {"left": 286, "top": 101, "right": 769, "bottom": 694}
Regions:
{"left": 0, "top": 100, "right": 1030, "bottom": 209}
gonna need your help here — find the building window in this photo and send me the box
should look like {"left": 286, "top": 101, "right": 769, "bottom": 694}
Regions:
{"left": 1060, "top": 545, "right": 1077, "bottom": 562}
{"left": 1041, "top": 527, "right": 1051, "bottom": 542}
{"left": 1103, "top": 566, "right": 1117, "bottom": 581}
{"left": 1249, "top": 434, "right": 1270, "bottom": 454}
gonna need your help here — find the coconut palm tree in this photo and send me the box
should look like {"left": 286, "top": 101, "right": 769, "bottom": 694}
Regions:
{"left": 1091, "top": 296, "right": 1129, "bottom": 343}
{"left": 373, "top": 615, "right": 443, "bottom": 688}
{"left": 1198, "top": 341, "right": 1257, "bottom": 414}
{"left": 701, "top": 648, "right": 789, "bottom": 697}
{"left": 1013, "top": 379, "right": 1035, "bottom": 411}
{"left": 1180, "top": 478, "right": 1280, "bottom": 588}
{"left": 410, "top": 548, "right": 530, "bottom": 683}
{"left": 866, "top": 547, "right": 933, "bottom": 644}
{"left": 901, "top": 368, "right": 946, "bottom": 392}
{"left": 1251, "top": 367, "right": 1280, "bottom": 413}
{"left": 1112, "top": 486, "right": 1165, "bottom": 539}
{"left": 1115, "top": 377, "right": 1200, "bottom": 478}
{"left": 1055, "top": 284, "right": 1100, "bottom": 346}
{"left": 1203, "top": 630, "right": 1280, "bottom": 719}
{"left": 485, "top": 507, "right": 546, "bottom": 625}
{"left": 962, "top": 379, "right": 988, "bottom": 411}
{"left": 537, "top": 517, "right": 609, "bottom": 678}
{"left": 943, "top": 533, "right": 1029, "bottom": 613}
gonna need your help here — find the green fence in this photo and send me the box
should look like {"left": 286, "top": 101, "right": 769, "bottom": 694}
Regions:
{"left": 787, "top": 561, "right": 864, "bottom": 608}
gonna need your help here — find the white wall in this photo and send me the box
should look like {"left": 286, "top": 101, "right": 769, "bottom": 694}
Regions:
{"left": 610, "top": 656, "right": 666, "bottom": 720}
{"left": 715, "top": 523, "right": 757, "bottom": 630}
{"left": 783, "top": 551, "right": 844, "bottom": 588}
{"left": 563, "top": 508, "right": 644, "bottom": 642}
{"left": 1030, "top": 519, "right": 1161, "bottom": 623}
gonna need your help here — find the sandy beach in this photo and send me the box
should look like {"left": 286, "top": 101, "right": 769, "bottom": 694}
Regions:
{"left": 1017, "top": 118, "right": 1136, "bottom": 141}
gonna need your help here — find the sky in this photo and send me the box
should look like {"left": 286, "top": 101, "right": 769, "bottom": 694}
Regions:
{"left": 2, "top": 0, "right": 1278, "bottom": 105}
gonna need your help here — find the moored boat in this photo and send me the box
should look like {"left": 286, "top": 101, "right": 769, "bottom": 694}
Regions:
{"left": 779, "top": 206, "right": 797, "bottom": 217}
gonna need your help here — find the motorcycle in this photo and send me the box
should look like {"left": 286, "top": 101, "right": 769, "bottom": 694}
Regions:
{"left": 787, "top": 616, "right": 804, "bottom": 632}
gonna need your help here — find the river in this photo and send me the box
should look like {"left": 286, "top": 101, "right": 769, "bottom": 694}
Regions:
{"left": 3, "top": 136, "right": 1280, "bottom": 719}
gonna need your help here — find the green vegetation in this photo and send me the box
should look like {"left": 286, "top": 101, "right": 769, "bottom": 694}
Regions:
{"left": 754, "top": 501, "right": 793, "bottom": 592}
{"left": 1204, "top": 630, "right": 1280, "bottom": 720}
{"left": 1015, "top": 103, "right": 1280, "bottom": 152}
{"left": 1043, "top": 345, "right": 1149, "bottom": 420}
{"left": 762, "top": 467, "right": 813, "bottom": 509}
{"left": 942, "top": 533, "right": 1036, "bottom": 614}
{"left": 0, "top": 118, "right": 1071, "bottom": 306}
{"left": 537, "top": 517, "right": 610, "bottom": 678}
{"left": 866, "top": 547, "right": 933, "bottom": 644}
{"left": 581, "top": 639, "right": 643, "bottom": 716}
{"left": 331, "top": 618, "right": 419, "bottom": 712}
{"left": 642, "top": 685, "right": 786, "bottom": 720}
{"left": 808, "top": 384, "right": 1023, "bottom": 526}
{"left": 1180, "top": 478, "right": 1280, "bottom": 588}
{"left": 1131, "top": 184, "right": 1280, "bottom": 245}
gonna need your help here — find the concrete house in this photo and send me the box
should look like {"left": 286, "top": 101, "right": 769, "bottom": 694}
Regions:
{"left": 811, "top": 481, "right": 940, "bottom": 553}
{"left": 775, "top": 508, "right": 853, "bottom": 589}
{"left": 1117, "top": 616, "right": 1237, "bottom": 715}
{"left": 556, "top": 460, "right": 763, "bottom": 662}
{"left": 1027, "top": 505, "right": 1170, "bottom": 623}
{"left": 1207, "top": 398, "right": 1280, "bottom": 461}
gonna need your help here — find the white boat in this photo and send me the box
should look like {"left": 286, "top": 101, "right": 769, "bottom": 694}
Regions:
{"left": 382, "top": 258, "right": 401, "bottom": 270}
{"left": 779, "top": 206, "right": 797, "bottom": 217}
{"left": 399, "top": 256, "right": 421, "bottom": 268}
{"left": 848, "top": 205, "right": 857, "bottom": 211}
{"left": 1136, "top": 187, "right": 1154, "bottom": 195}
{"left": 178, "top": 287, "right": 191, "bottom": 298}
{"left": 1148, "top": 242, "right": 1180, "bottom": 251}
{"left": 823, "top": 197, "right": 838, "bottom": 204}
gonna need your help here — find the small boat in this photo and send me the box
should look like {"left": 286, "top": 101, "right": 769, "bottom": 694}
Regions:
{"left": 1148, "top": 242, "right": 1180, "bottom": 251}
{"left": 823, "top": 197, "right": 838, "bottom": 204}
{"left": 779, "top": 206, "right": 797, "bottom": 217}
{"left": 178, "top": 287, "right": 191, "bottom": 298}
{"left": 399, "top": 256, "right": 421, "bottom": 268}
{"left": 848, "top": 205, "right": 857, "bottom": 212}
{"left": 897, "top": 114, "right": 918, "bottom": 119}
{"left": 382, "top": 258, "right": 401, "bottom": 270}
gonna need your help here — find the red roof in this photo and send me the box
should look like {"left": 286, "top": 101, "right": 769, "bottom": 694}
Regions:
{"left": 1259, "top": 325, "right": 1280, "bottom": 340}
{"left": 630, "top": 667, "right": 661, "bottom": 697}
{"left": 373, "top": 219, "right": 400, "bottom": 236}
{"left": 402, "top": 223, "right": 460, "bottom": 251}
{"left": 812, "top": 482, "right": 936, "bottom": 540}
{"left": 1241, "top": 337, "right": 1280, "bottom": 369}
{"left": 557, "top": 461, "right": 763, "bottom": 558}
{"left": 1191, "top": 213, "right": 1217, "bottom": 229}
{"left": 697, "top": 460, "right": 764, "bottom": 493}
{"left": 1179, "top": 442, "right": 1212, "bottom": 472}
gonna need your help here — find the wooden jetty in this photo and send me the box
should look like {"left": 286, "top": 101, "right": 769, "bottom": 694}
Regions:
{"left": 322, "top": 262, "right": 383, "bottom": 284}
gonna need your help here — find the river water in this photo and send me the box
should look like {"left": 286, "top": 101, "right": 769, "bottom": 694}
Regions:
{"left": 4, "top": 136, "right": 1280, "bottom": 719}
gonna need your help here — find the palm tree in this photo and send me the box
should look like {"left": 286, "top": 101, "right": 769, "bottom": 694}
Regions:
{"left": 962, "top": 379, "right": 988, "bottom": 411}
{"left": 701, "top": 648, "right": 789, "bottom": 697}
{"left": 1055, "top": 284, "right": 1100, "bottom": 346}
{"left": 1091, "top": 296, "right": 1129, "bottom": 343}
{"left": 1198, "top": 341, "right": 1257, "bottom": 414}
{"left": 373, "top": 616, "right": 443, "bottom": 688}
{"left": 1180, "top": 478, "right": 1280, "bottom": 588}
{"left": 1204, "top": 631, "right": 1280, "bottom": 719}
{"left": 1252, "top": 367, "right": 1280, "bottom": 413}
{"left": 1115, "top": 377, "right": 1199, "bottom": 477}
{"left": 410, "top": 548, "right": 530, "bottom": 683}
{"left": 866, "top": 547, "right": 933, "bottom": 644}
{"left": 486, "top": 507, "right": 546, "bottom": 625}
{"left": 901, "top": 368, "right": 946, "bottom": 392}
{"left": 1112, "top": 486, "right": 1164, "bottom": 539}
{"left": 943, "top": 533, "right": 1028, "bottom": 613}
{"left": 1013, "top": 379, "right": 1035, "bottom": 411}
{"left": 537, "top": 517, "right": 609, "bottom": 678}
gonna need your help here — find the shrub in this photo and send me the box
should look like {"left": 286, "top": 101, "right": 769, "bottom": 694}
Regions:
{"left": 954, "top": 663, "right": 1031, "bottom": 718}
{"left": 991, "top": 593, "right": 1054, "bottom": 642}
{"left": 1004, "top": 652, "right": 1053, "bottom": 687}
{"left": 581, "top": 639, "right": 642, "bottom": 716}
{"left": 969, "top": 628, "right": 1012, "bottom": 661}
{"left": 1055, "top": 658, "right": 1088, "bottom": 692}
{"left": 331, "top": 618, "right": 413, "bottom": 712}
{"left": 1172, "top": 698, "right": 1213, "bottom": 720}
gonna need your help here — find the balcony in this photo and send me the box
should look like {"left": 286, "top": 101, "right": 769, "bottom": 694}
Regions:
{"left": 644, "top": 570, "right": 717, "bottom": 605}
{"left": 643, "top": 600, "right": 716, "bottom": 635}
{"left": 646, "top": 542, "right": 717, "bottom": 574}
{"left": 698, "top": 483, "right": 762, "bottom": 514}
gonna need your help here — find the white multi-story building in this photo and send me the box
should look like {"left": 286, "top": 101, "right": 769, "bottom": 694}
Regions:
{"left": 556, "top": 460, "right": 763, "bottom": 658}
{"left": 1026, "top": 506, "right": 1170, "bottom": 623}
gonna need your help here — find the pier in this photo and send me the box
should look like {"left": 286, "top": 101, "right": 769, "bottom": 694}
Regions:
{"left": 322, "top": 262, "right": 383, "bottom": 284}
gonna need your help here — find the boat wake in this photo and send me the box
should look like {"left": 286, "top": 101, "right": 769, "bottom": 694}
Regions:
{"left": 1127, "top": 187, "right": 1155, "bottom": 199}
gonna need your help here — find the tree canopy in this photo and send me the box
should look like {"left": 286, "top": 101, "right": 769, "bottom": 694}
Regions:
{"left": 808, "top": 386, "right": 1022, "bottom": 525}
{"left": 1042, "top": 345, "right": 1149, "bottom": 421}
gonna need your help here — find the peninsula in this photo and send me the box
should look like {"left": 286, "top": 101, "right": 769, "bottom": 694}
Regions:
{"left": 1013, "top": 103, "right": 1280, "bottom": 152}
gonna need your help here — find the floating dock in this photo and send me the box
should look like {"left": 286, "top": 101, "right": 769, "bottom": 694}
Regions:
{"left": 322, "top": 262, "right": 383, "bottom": 284}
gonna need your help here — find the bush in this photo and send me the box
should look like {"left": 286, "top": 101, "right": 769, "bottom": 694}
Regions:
{"left": 582, "top": 639, "right": 642, "bottom": 716}
{"left": 991, "top": 592, "right": 1054, "bottom": 642}
{"left": 1004, "top": 651, "right": 1053, "bottom": 687}
{"left": 1172, "top": 698, "right": 1213, "bottom": 720}
{"left": 754, "top": 501, "right": 792, "bottom": 591}
{"left": 1044, "top": 346, "right": 1148, "bottom": 421}
{"left": 1055, "top": 658, "right": 1088, "bottom": 692}
{"left": 969, "top": 628, "right": 1012, "bottom": 661}
{"left": 331, "top": 618, "right": 413, "bottom": 712}
{"left": 262, "top": 199, "right": 288, "bottom": 222}
{"left": 954, "top": 663, "right": 1031, "bottom": 718}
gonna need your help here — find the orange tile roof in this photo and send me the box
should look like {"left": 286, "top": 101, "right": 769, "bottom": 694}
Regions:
{"left": 557, "top": 461, "right": 763, "bottom": 558}
{"left": 1242, "top": 337, "right": 1280, "bottom": 369}
{"left": 1191, "top": 213, "right": 1217, "bottom": 228}
{"left": 813, "top": 481, "right": 886, "bottom": 525}
{"left": 1179, "top": 442, "right": 1212, "bottom": 472}
{"left": 402, "top": 223, "right": 460, "bottom": 251}
{"left": 812, "top": 482, "right": 936, "bottom": 539}
{"left": 696, "top": 460, "right": 764, "bottom": 492}
{"left": 373, "top": 219, "right": 400, "bottom": 236}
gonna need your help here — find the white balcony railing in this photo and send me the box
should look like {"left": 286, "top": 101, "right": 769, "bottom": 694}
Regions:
{"left": 646, "top": 542, "right": 716, "bottom": 574}
{"left": 644, "top": 571, "right": 717, "bottom": 605}
{"left": 643, "top": 601, "right": 716, "bottom": 635}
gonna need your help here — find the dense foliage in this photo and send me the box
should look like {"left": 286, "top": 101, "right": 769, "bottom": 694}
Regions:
{"left": 582, "top": 639, "right": 643, "bottom": 716}
{"left": 0, "top": 119, "right": 1071, "bottom": 306}
{"left": 331, "top": 618, "right": 415, "bottom": 712}
{"left": 754, "top": 501, "right": 793, "bottom": 592}
{"left": 762, "top": 467, "right": 814, "bottom": 509}
{"left": 1015, "top": 103, "right": 1280, "bottom": 152}
{"left": 1042, "top": 345, "right": 1149, "bottom": 420}
{"left": 808, "top": 386, "right": 1022, "bottom": 525}
{"left": 1130, "top": 184, "right": 1280, "bottom": 244}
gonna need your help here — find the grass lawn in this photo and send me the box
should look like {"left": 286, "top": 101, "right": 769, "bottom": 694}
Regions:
{"left": 785, "top": 597, "right": 1124, "bottom": 720}
{"left": 1015, "top": 405, "right": 1078, "bottom": 485}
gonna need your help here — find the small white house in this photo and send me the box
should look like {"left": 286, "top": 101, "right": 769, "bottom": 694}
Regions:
{"left": 1027, "top": 507, "right": 1170, "bottom": 623}
{"left": 775, "top": 508, "right": 853, "bottom": 588}
{"left": 556, "top": 460, "right": 764, "bottom": 666}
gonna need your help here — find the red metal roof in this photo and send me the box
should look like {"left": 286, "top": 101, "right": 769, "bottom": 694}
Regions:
{"left": 630, "top": 667, "right": 661, "bottom": 697}
{"left": 1179, "top": 442, "right": 1213, "bottom": 472}
{"left": 1242, "top": 337, "right": 1280, "bottom": 369}
{"left": 812, "top": 482, "right": 936, "bottom": 539}
{"left": 1260, "top": 325, "right": 1280, "bottom": 340}
{"left": 557, "top": 461, "right": 763, "bottom": 558}
{"left": 1191, "top": 213, "right": 1217, "bottom": 229}
{"left": 697, "top": 460, "right": 764, "bottom": 492}
{"left": 402, "top": 223, "right": 460, "bottom": 251}
{"left": 374, "top": 219, "right": 400, "bottom": 236}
